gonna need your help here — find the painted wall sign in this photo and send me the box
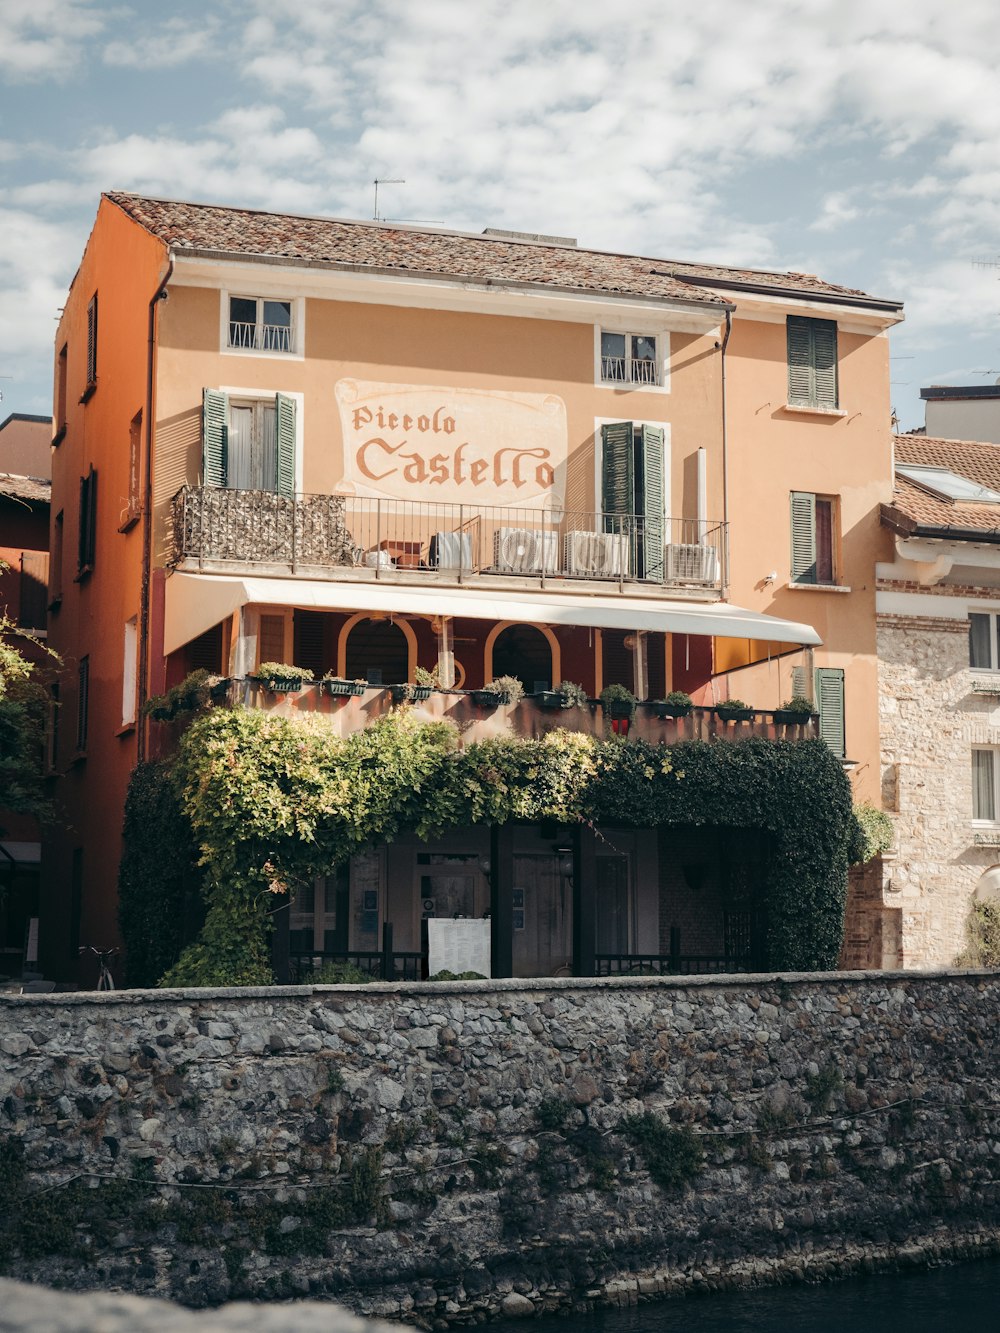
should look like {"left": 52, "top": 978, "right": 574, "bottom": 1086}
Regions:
{"left": 335, "top": 379, "right": 568, "bottom": 508}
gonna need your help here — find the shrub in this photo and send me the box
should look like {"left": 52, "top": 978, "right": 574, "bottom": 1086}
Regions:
{"left": 621, "top": 1114, "right": 703, "bottom": 1192}
{"left": 142, "top": 669, "right": 217, "bottom": 722}
{"left": 554, "top": 681, "right": 589, "bottom": 707}
{"left": 599, "top": 683, "right": 637, "bottom": 712}
{"left": 958, "top": 900, "right": 1000, "bottom": 967}
{"left": 665, "top": 690, "right": 693, "bottom": 707}
{"left": 852, "top": 803, "right": 894, "bottom": 862}
{"left": 780, "top": 695, "right": 814, "bottom": 714}
{"left": 252, "top": 663, "right": 314, "bottom": 684}
{"left": 485, "top": 675, "right": 525, "bottom": 705}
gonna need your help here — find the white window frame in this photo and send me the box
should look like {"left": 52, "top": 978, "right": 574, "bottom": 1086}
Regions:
{"left": 969, "top": 611, "right": 1000, "bottom": 673}
{"left": 220, "top": 292, "right": 305, "bottom": 361}
{"left": 972, "top": 746, "right": 1000, "bottom": 825}
{"left": 122, "top": 617, "right": 138, "bottom": 728}
{"left": 594, "top": 325, "right": 670, "bottom": 394}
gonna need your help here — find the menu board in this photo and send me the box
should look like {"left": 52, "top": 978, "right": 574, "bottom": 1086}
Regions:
{"left": 427, "top": 919, "right": 492, "bottom": 978}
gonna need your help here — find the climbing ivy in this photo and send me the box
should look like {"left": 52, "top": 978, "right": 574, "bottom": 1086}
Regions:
{"left": 131, "top": 708, "right": 858, "bottom": 986}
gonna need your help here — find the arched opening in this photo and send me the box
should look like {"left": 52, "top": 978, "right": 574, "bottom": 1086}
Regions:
{"left": 343, "top": 618, "right": 410, "bottom": 684}
{"left": 490, "top": 623, "right": 554, "bottom": 691}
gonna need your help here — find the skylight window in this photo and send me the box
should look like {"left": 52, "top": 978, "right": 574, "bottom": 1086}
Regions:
{"left": 896, "top": 464, "right": 1000, "bottom": 504}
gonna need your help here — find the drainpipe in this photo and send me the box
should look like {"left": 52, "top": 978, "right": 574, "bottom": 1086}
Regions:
{"left": 137, "top": 258, "right": 173, "bottom": 763}
{"left": 719, "top": 308, "right": 733, "bottom": 598}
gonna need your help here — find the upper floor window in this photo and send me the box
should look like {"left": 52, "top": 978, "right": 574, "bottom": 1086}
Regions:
{"left": 202, "top": 388, "right": 296, "bottom": 496}
{"left": 55, "top": 343, "right": 68, "bottom": 441}
{"left": 77, "top": 655, "right": 90, "bottom": 754}
{"left": 84, "top": 295, "right": 98, "bottom": 395}
{"left": 790, "top": 491, "right": 838, "bottom": 585}
{"left": 121, "top": 411, "right": 142, "bottom": 530}
{"left": 601, "top": 331, "right": 660, "bottom": 387}
{"left": 973, "top": 748, "right": 1000, "bottom": 823}
{"left": 77, "top": 467, "right": 97, "bottom": 577}
{"left": 787, "top": 315, "right": 838, "bottom": 409}
{"left": 970, "top": 613, "right": 1000, "bottom": 670}
{"left": 228, "top": 296, "right": 293, "bottom": 353}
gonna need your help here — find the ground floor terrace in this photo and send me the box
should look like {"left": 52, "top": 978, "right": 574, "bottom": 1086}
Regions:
{"left": 274, "top": 821, "right": 770, "bottom": 985}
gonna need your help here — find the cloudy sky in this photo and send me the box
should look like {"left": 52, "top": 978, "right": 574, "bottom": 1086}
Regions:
{"left": 2, "top": 0, "right": 1000, "bottom": 431}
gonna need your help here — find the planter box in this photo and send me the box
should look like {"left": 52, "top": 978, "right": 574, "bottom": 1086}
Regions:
{"left": 323, "top": 679, "right": 367, "bottom": 698}
{"left": 715, "top": 706, "right": 754, "bottom": 722}
{"left": 652, "top": 702, "right": 692, "bottom": 719}
{"left": 259, "top": 678, "right": 305, "bottom": 694}
{"left": 390, "top": 684, "right": 434, "bottom": 703}
{"left": 605, "top": 700, "right": 636, "bottom": 720}
{"left": 471, "top": 689, "right": 503, "bottom": 708}
{"left": 772, "top": 708, "right": 814, "bottom": 725}
{"left": 536, "top": 691, "right": 568, "bottom": 709}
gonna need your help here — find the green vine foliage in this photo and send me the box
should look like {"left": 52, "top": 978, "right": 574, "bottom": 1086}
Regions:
{"left": 130, "top": 709, "right": 858, "bottom": 986}
{"left": 852, "top": 802, "right": 894, "bottom": 863}
{"left": 118, "top": 762, "right": 205, "bottom": 986}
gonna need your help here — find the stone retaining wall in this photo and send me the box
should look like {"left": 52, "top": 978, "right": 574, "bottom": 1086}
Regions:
{"left": 3, "top": 972, "right": 1000, "bottom": 1327}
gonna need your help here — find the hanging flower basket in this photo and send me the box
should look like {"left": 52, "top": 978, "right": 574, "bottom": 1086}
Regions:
{"left": 323, "top": 678, "right": 367, "bottom": 698}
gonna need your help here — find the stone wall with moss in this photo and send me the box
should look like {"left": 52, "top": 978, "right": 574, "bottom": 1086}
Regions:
{"left": 3, "top": 972, "right": 1000, "bottom": 1325}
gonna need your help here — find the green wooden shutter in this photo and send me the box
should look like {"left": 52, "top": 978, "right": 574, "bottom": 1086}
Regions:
{"left": 86, "top": 295, "right": 98, "bottom": 387}
{"left": 790, "top": 491, "right": 817, "bottom": 583}
{"left": 202, "top": 389, "right": 229, "bottom": 488}
{"left": 601, "top": 422, "right": 634, "bottom": 523}
{"left": 815, "top": 667, "right": 845, "bottom": 758}
{"left": 787, "top": 317, "right": 812, "bottom": 405}
{"left": 787, "top": 316, "right": 838, "bottom": 408}
{"left": 639, "top": 423, "right": 665, "bottom": 581}
{"left": 811, "top": 320, "right": 838, "bottom": 408}
{"left": 791, "top": 665, "right": 810, "bottom": 702}
{"left": 276, "top": 393, "right": 296, "bottom": 499}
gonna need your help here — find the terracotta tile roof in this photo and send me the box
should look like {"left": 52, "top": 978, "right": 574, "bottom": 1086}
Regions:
{"left": 885, "top": 435, "right": 1000, "bottom": 535}
{"left": 105, "top": 192, "right": 896, "bottom": 310}
{"left": 0, "top": 473, "right": 51, "bottom": 504}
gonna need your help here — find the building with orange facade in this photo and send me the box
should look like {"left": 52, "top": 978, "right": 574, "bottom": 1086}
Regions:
{"left": 40, "top": 194, "right": 903, "bottom": 982}
{"left": 0, "top": 413, "right": 52, "bottom": 977}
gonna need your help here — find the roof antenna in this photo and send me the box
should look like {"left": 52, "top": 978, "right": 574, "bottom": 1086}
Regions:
{"left": 373, "top": 178, "right": 405, "bottom": 222}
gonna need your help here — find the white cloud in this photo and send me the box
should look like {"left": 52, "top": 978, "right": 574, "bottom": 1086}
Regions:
{"left": 103, "top": 16, "right": 219, "bottom": 68}
{"left": 0, "top": 0, "right": 107, "bottom": 81}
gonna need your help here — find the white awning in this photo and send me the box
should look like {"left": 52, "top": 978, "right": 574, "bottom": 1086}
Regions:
{"left": 163, "top": 571, "right": 821, "bottom": 658}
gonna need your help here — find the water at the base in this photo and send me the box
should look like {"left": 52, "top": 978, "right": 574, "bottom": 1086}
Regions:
{"left": 499, "top": 1258, "right": 1000, "bottom": 1330}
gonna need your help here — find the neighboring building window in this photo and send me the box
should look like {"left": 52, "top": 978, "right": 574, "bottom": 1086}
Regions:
{"left": 601, "top": 420, "right": 666, "bottom": 581}
{"left": 202, "top": 388, "right": 296, "bottom": 496}
{"left": 124, "top": 411, "right": 142, "bottom": 527}
{"left": 973, "top": 748, "right": 1000, "bottom": 822}
{"left": 790, "top": 491, "right": 837, "bottom": 584}
{"left": 77, "top": 467, "right": 97, "bottom": 575}
{"left": 228, "top": 296, "right": 293, "bottom": 352}
{"left": 55, "top": 343, "right": 68, "bottom": 439}
{"left": 601, "top": 331, "right": 659, "bottom": 386}
{"left": 18, "top": 552, "right": 49, "bottom": 632}
{"left": 84, "top": 295, "right": 98, "bottom": 392}
{"left": 787, "top": 315, "right": 838, "bottom": 409}
{"left": 51, "top": 510, "right": 64, "bottom": 606}
{"left": 969, "top": 612, "right": 1000, "bottom": 670}
{"left": 122, "top": 618, "right": 138, "bottom": 727}
{"left": 77, "top": 656, "right": 89, "bottom": 753}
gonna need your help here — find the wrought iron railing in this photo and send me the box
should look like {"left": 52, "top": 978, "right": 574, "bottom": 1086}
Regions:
{"left": 600, "top": 355, "right": 659, "bottom": 386}
{"left": 228, "top": 320, "right": 292, "bottom": 352}
{"left": 172, "top": 486, "right": 727, "bottom": 590}
{"left": 594, "top": 953, "right": 754, "bottom": 976}
{"left": 289, "top": 949, "right": 423, "bottom": 983}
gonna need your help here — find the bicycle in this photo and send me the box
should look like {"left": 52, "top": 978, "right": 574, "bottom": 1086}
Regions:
{"left": 79, "top": 946, "right": 118, "bottom": 991}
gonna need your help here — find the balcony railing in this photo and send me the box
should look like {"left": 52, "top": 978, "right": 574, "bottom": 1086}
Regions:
{"left": 600, "top": 355, "right": 659, "bottom": 386}
{"left": 228, "top": 320, "right": 292, "bottom": 352}
{"left": 172, "top": 486, "right": 727, "bottom": 591}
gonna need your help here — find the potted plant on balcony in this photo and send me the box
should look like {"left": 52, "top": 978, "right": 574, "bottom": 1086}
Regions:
{"left": 772, "top": 695, "right": 815, "bottom": 725}
{"left": 651, "top": 689, "right": 693, "bottom": 719}
{"left": 471, "top": 675, "right": 525, "bottom": 708}
{"left": 714, "top": 697, "right": 753, "bottom": 722}
{"left": 536, "top": 680, "right": 590, "bottom": 709}
{"left": 321, "top": 674, "right": 368, "bottom": 698}
{"left": 251, "top": 663, "right": 314, "bottom": 694}
{"left": 390, "top": 667, "right": 437, "bottom": 705}
{"left": 600, "top": 683, "right": 637, "bottom": 735}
